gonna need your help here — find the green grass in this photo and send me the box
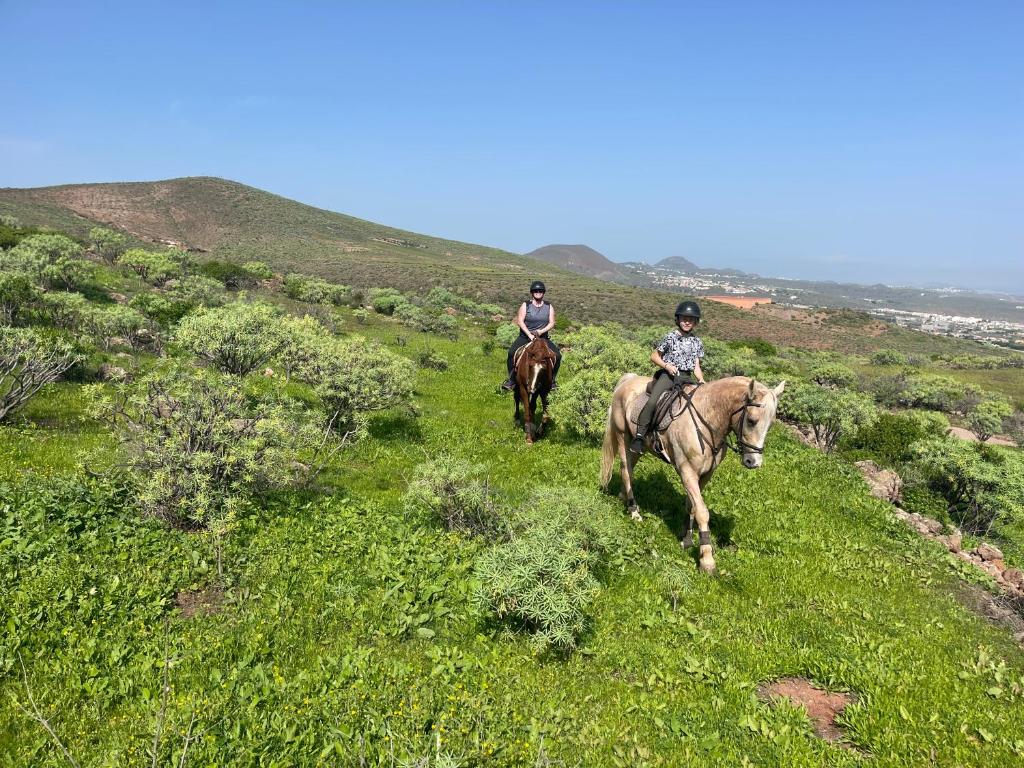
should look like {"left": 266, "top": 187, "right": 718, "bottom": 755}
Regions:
{"left": 2, "top": 312, "right": 1024, "bottom": 766}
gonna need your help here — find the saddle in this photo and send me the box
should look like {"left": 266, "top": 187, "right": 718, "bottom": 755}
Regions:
{"left": 628, "top": 377, "right": 702, "bottom": 464}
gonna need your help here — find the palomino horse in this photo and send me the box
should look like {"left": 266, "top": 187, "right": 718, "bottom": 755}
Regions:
{"left": 600, "top": 375, "right": 785, "bottom": 573}
{"left": 513, "top": 337, "right": 556, "bottom": 443}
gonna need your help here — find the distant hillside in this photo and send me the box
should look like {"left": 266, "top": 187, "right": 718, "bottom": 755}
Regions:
{"left": 524, "top": 244, "right": 630, "bottom": 282}
{"left": 0, "top": 176, "right": 1000, "bottom": 356}
{"left": 655, "top": 256, "right": 700, "bottom": 272}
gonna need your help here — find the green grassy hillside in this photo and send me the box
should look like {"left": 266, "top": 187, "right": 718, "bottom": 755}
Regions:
{"left": 3, "top": 294, "right": 1024, "bottom": 766}
{"left": 0, "top": 177, "right": 1003, "bottom": 357}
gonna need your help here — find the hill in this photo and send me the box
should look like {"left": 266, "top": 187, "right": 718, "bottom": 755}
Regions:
{"left": 524, "top": 243, "right": 631, "bottom": 282}
{"left": 0, "top": 176, "right": 1001, "bottom": 357}
{"left": 655, "top": 255, "right": 701, "bottom": 272}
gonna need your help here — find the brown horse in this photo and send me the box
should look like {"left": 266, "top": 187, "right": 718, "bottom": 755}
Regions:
{"left": 513, "top": 337, "right": 556, "bottom": 443}
{"left": 600, "top": 375, "right": 785, "bottom": 573}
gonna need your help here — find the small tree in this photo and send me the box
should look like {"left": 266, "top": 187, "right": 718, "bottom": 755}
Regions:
{"left": 810, "top": 362, "right": 856, "bottom": 389}
{"left": 276, "top": 314, "right": 327, "bottom": 382}
{"left": 779, "top": 380, "right": 877, "bottom": 452}
{"left": 243, "top": 260, "right": 273, "bottom": 280}
{"left": 88, "top": 367, "right": 307, "bottom": 572}
{"left": 0, "top": 328, "right": 80, "bottom": 422}
{"left": 2, "top": 233, "right": 83, "bottom": 279}
{"left": 966, "top": 399, "right": 1013, "bottom": 442}
{"left": 118, "top": 248, "right": 184, "bottom": 287}
{"left": 0, "top": 273, "right": 41, "bottom": 325}
{"left": 175, "top": 302, "right": 289, "bottom": 375}
{"left": 283, "top": 273, "right": 351, "bottom": 305}
{"left": 83, "top": 304, "right": 156, "bottom": 351}
{"left": 89, "top": 227, "right": 128, "bottom": 263}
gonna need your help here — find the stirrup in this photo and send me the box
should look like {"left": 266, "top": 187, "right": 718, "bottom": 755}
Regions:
{"left": 501, "top": 378, "right": 515, "bottom": 391}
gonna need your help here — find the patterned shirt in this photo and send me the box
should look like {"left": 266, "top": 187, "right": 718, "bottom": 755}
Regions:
{"left": 655, "top": 331, "right": 705, "bottom": 372}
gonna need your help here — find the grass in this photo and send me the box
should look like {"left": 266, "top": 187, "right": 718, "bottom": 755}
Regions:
{"left": 2, "top": 310, "right": 1024, "bottom": 766}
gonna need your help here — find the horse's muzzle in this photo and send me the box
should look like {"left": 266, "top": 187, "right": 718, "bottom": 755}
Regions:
{"left": 742, "top": 453, "right": 762, "bottom": 469}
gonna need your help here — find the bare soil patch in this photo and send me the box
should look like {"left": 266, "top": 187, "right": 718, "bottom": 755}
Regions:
{"left": 955, "top": 583, "right": 1024, "bottom": 644}
{"left": 175, "top": 585, "right": 224, "bottom": 618}
{"left": 947, "top": 426, "right": 1016, "bottom": 447}
{"left": 759, "top": 677, "right": 853, "bottom": 743}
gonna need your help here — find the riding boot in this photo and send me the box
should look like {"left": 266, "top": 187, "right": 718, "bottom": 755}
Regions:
{"left": 501, "top": 375, "right": 515, "bottom": 391}
{"left": 629, "top": 429, "right": 646, "bottom": 454}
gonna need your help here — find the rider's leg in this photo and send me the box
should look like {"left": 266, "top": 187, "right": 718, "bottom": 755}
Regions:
{"left": 503, "top": 333, "right": 529, "bottom": 389}
{"left": 629, "top": 371, "right": 675, "bottom": 453}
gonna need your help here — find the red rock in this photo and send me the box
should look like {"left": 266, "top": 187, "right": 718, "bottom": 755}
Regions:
{"left": 977, "top": 543, "right": 1004, "bottom": 562}
{"left": 1002, "top": 568, "right": 1024, "bottom": 589}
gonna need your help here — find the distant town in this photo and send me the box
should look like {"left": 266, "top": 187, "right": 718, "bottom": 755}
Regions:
{"left": 623, "top": 262, "right": 1024, "bottom": 349}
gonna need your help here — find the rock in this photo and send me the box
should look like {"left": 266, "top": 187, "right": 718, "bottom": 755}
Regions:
{"left": 945, "top": 532, "right": 962, "bottom": 553}
{"left": 922, "top": 518, "right": 944, "bottom": 535}
{"left": 854, "top": 460, "right": 902, "bottom": 503}
{"left": 1003, "top": 568, "right": 1024, "bottom": 589}
{"left": 1013, "top": 631, "right": 1024, "bottom": 645}
{"left": 98, "top": 363, "right": 128, "bottom": 382}
{"left": 976, "top": 543, "right": 1004, "bottom": 562}
{"left": 263, "top": 367, "right": 274, "bottom": 377}
{"left": 110, "top": 292, "right": 129, "bottom": 304}
{"left": 893, "top": 508, "right": 911, "bottom": 521}
{"left": 444, "top": 306, "right": 458, "bottom": 316}
{"left": 978, "top": 560, "right": 1003, "bottom": 580}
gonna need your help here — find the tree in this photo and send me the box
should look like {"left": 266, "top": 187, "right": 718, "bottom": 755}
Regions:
{"left": 2, "top": 233, "right": 84, "bottom": 284}
{"left": 88, "top": 227, "right": 128, "bottom": 263}
{"left": 83, "top": 304, "right": 157, "bottom": 351}
{"left": 810, "top": 362, "right": 856, "bottom": 389}
{"left": 779, "top": 380, "right": 877, "bottom": 452}
{"left": 175, "top": 302, "right": 288, "bottom": 375}
{"left": 966, "top": 399, "right": 1013, "bottom": 442}
{"left": 117, "top": 248, "right": 184, "bottom": 286}
{"left": 276, "top": 314, "right": 328, "bottom": 382}
{"left": 0, "top": 273, "right": 41, "bottom": 325}
{"left": 0, "top": 328, "right": 80, "bottom": 422}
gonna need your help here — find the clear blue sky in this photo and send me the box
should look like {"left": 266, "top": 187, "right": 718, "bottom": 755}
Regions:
{"left": 2, "top": 1, "right": 1022, "bottom": 292}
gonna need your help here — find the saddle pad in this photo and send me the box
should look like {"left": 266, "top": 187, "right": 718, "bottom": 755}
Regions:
{"left": 627, "top": 385, "right": 695, "bottom": 433}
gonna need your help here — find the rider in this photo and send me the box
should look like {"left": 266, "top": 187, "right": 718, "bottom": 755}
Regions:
{"left": 501, "top": 280, "right": 562, "bottom": 391}
{"left": 629, "top": 300, "right": 706, "bottom": 454}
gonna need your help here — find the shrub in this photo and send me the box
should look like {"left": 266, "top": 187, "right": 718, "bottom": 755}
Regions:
{"left": 87, "top": 366, "right": 305, "bottom": 534}
{"left": 176, "top": 302, "right": 289, "bottom": 375}
{"left": 779, "top": 380, "right": 877, "bottom": 452}
{"left": 902, "top": 374, "right": 981, "bottom": 413}
{"left": 701, "top": 338, "right": 758, "bottom": 378}
{"left": 871, "top": 349, "right": 907, "bottom": 366}
{"left": 494, "top": 322, "right": 520, "bottom": 347}
{"left": 403, "top": 455, "right": 507, "bottom": 538}
{"left": 243, "top": 260, "right": 274, "bottom": 279}
{"left": 558, "top": 368, "right": 622, "bottom": 441}
{"left": 89, "top": 226, "right": 128, "bottom": 263}
{"left": 0, "top": 272, "right": 41, "bottom": 324}
{"left": 353, "top": 307, "right": 370, "bottom": 325}
{"left": 810, "top": 362, "right": 856, "bottom": 389}
{"left": 167, "top": 274, "right": 226, "bottom": 307}
{"left": 727, "top": 337, "right": 777, "bottom": 357}
{"left": 416, "top": 348, "right": 450, "bottom": 371}
{"left": 118, "top": 248, "right": 184, "bottom": 286}
{"left": 903, "top": 409, "right": 950, "bottom": 438}
{"left": 475, "top": 487, "right": 635, "bottom": 652}
{"left": 83, "top": 304, "right": 157, "bottom": 351}
{"left": 369, "top": 288, "right": 409, "bottom": 315}
{"left": 481, "top": 338, "right": 495, "bottom": 356}
{"left": 562, "top": 325, "right": 649, "bottom": 376}
{"left": 0, "top": 327, "right": 81, "bottom": 422}
{"left": 295, "top": 335, "right": 416, "bottom": 438}
{"left": 1004, "top": 410, "right": 1024, "bottom": 447}
{"left": 394, "top": 303, "right": 459, "bottom": 337}
{"left": 966, "top": 399, "right": 1013, "bottom": 442}
{"left": 41, "top": 291, "right": 90, "bottom": 329}
{"left": 283, "top": 272, "right": 351, "bottom": 305}
{"left": 842, "top": 411, "right": 928, "bottom": 466}
{"left": 2, "top": 233, "right": 83, "bottom": 279}
{"left": 196, "top": 259, "right": 257, "bottom": 288}
{"left": 909, "top": 438, "right": 1024, "bottom": 536}
{"left": 129, "top": 292, "right": 193, "bottom": 327}
{"left": 276, "top": 313, "right": 327, "bottom": 381}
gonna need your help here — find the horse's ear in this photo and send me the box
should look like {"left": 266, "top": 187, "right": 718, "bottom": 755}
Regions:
{"left": 773, "top": 380, "right": 787, "bottom": 397}
{"left": 747, "top": 378, "right": 756, "bottom": 401}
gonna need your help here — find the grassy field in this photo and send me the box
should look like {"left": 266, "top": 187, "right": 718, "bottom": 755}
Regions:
{"left": 3, "top": 308, "right": 1024, "bottom": 767}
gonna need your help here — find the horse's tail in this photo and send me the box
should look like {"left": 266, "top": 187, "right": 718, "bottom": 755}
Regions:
{"left": 600, "top": 404, "right": 617, "bottom": 491}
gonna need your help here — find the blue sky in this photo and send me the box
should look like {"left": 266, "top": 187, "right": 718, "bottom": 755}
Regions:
{"left": 2, "top": 1, "right": 1021, "bottom": 292}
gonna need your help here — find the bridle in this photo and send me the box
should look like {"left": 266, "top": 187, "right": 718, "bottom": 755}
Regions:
{"left": 668, "top": 384, "right": 769, "bottom": 458}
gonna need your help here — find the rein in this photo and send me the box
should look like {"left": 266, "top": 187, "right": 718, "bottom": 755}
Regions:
{"left": 659, "top": 383, "right": 766, "bottom": 457}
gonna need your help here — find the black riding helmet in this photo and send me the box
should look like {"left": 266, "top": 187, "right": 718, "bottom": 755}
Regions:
{"left": 530, "top": 280, "right": 546, "bottom": 293}
{"left": 674, "top": 300, "right": 701, "bottom": 320}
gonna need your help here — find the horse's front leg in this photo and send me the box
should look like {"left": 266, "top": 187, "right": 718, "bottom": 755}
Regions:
{"left": 537, "top": 393, "right": 549, "bottom": 436}
{"left": 681, "top": 475, "right": 707, "bottom": 549}
{"left": 523, "top": 389, "right": 535, "bottom": 443}
{"left": 620, "top": 443, "right": 642, "bottom": 521}
{"left": 680, "top": 469, "right": 715, "bottom": 573}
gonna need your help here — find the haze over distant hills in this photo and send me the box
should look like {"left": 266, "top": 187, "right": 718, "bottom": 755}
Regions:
{"left": 524, "top": 244, "right": 632, "bottom": 282}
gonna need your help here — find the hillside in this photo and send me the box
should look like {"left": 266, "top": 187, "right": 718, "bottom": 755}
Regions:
{"left": 0, "top": 176, "right": 1001, "bottom": 357}
{"left": 524, "top": 243, "right": 631, "bottom": 282}
{"left": 656, "top": 256, "right": 701, "bottom": 272}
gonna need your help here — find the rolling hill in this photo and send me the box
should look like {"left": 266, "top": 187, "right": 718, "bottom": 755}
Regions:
{"left": 0, "top": 176, "right": 999, "bottom": 355}
{"left": 524, "top": 243, "right": 632, "bottom": 282}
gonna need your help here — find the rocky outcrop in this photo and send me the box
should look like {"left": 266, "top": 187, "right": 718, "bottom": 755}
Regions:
{"left": 855, "top": 460, "right": 902, "bottom": 503}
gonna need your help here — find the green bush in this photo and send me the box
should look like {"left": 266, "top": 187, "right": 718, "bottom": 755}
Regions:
{"left": 842, "top": 411, "right": 927, "bottom": 466}
{"left": 242, "top": 260, "right": 274, "bottom": 279}
{"left": 475, "top": 486, "right": 635, "bottom": 652}
{"left": 558, "top": 368, "right": 622, "bottom": 441}
{"left": 779, "top": 380, "right": 877, "bottom": 452}
{"left": 198, "top": 260, "right": 257, "bottom": 288}
{"left": 129, "top": 292, "right": 194, "bottom": 327}
{"left": 394, "top": 303, "right": 458, "bottom": 337}
{"left": 810, "top": 362, "right": 856, "bottom": 389}
{"left": 0, "top": 327, "right": 80, "bottom": 422}
{"left": 369, "top": 287, "right": 409, "bottom": 315}
{"left": 871, "top": 349, "right": 907, "bottom": 366}
{"left": 118, "top": 248, "right": 185, "bottom": 286}
{"left": 494, "top": 322, "right": 520, "bottom": 347}
{"left": 82, "top": 304, "right": 157, "bottom": 351}
{"left": 168, "top": 274, "right": 227, "bottom": 307}
{"left": 87, "top": 366, "right": 306, "bottom": 532}
{"left": 403, "top": 455, "right": 507, "bottom": 538}
{"left": 562, "top": 325, "right": 649, "bottom": 376}
{"left": 176, "top": 302, "right": 289, "bottom": 376}
{"left": 416, "top": 348, "right": 450, "bottom": 371}
{"left": 909, "top": 438, "right": 1024, "bottom": 536}
{"left": 0, "top": 272, "right": 41, "bottom": 324}
{"left": 283, "top": 272, "right": 351, "bottom": 305}
{"left": 89, "top": 226, "right": 128, "bottom": 263}
{"left": 727, "top": 337, "right": 777, "bottom": 357}
{"left": 966, "top": 399, "right": 1013, "bottom": 442}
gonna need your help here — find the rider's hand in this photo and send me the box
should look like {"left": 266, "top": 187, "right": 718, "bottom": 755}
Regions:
{"left": 527, "top": 333, "right": 535, "bottom": 341}
{"left": 665, "top": 364, "right": 679, "bottom": 376}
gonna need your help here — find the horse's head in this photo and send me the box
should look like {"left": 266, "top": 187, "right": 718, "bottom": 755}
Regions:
{"left": 734, "top": 378, "right": 786, "bottom": 469}
{"left": 522, "top": 338, "right": 556, "bottom": 394}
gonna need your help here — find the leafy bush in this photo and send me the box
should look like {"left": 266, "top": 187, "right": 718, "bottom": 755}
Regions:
{"left": 475, "top": 487, "right": 634, "bottom": 652}
{"left": 810, "top": 362, "right": 856, "bottom": 389}
{"left": 394, "top": 303, "right": 459, "bottom": 337}
{"left": 243, "top": 260, "right": 274, "bottom": 279}
{"left": 562, "top": 325, "right": 649, "bottom": 376}
{"left": 0, "top": 272, "right": 41, "bottom": 324}
{"left": 197, "top": 260, "right": 257, "bottom": 288}
{"left": 727, "top": 337, "right": 777, "bottom": 357}
{"left": 416, "top": 348, "right": 450, "bottom": 371}
{"left": 779, "top": 380, "right": 877, "bottom": 452}
{"left": 167, "top": 274, "right": 226, "bottom": 307}
{"left": 558, "top": 368, "right": 622, "bottom": 441}
{"left": 353, "top": 307, "right": 370, "bottom": 324}
{"left": 0, "top": 327, "right": 81, "bottom": 422}
{"left": 283, "top": 272, "right": 351, "bottom": 305}
{"left": 903, "top": 409, "right": 951, "bottom": 437}
{"left": 403, "top": 455, "right": 507, "bottom": 538}
{"left": 118, "top": 248, "right": 184, "bottom": 286}
{"left": 88, "top": 366, "right": 306, "bottom": 532}
{"left": 909, "top": 439, "right": 1024, "bottom": 536}
{"left": 176, "top": 302, "right": 289, "bottom": 375}
{"left": 701, "top": 338, "right": 758, "bottom": 378}
{"left": 494, "top": 322, "right": 520, "bottom": 347}
{"left": 89, "top": 226, "right": 128, "bottom": 263}
{"left": 966, "top": 399, "right": 1013, "bottom": 442}
{"left": 871, "top": 348, "right": 907, "bottom": 366}
{"left": 842, "top": 411, "right": 928, "bottom": 466}
{"left": 903, "top": 374, "right": 981, "bottom": 413}
{"left": 369, "top": 287, "right": 409, "bottom": 315}
{"left": 1, "top": 232, "right": 93, "bottom": 290}
{"left": 129, "top": 292, "right": 194, "bottom": 327}
{"left": 83, "top": 304, "right": 157, "bottom": 351}
{"left": 275, "top": 313, "right": 327, "bottom": 381}
{"left": 423, "top": 286, "right": 502, "bottom": 317}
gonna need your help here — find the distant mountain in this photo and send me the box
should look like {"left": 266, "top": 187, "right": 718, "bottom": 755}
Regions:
{"left": 655, "top": 256, "right": 700, "bottom": 272}
{"left": 523, "top": 244, "right": 630, "bottom": 282}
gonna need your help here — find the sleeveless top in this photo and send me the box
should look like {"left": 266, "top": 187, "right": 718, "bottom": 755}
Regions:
{"left": 524, "top": 300, "right": 551, "bottom": 332}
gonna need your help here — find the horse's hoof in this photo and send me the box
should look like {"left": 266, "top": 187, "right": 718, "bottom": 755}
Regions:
{"left": 698, "top": 559, "right": 717, "bottom": 574}
{"left": 629, "top": 507, "right": 642, "bottom": 522}
{"left": 681, "top": 535, "right": 693, "bottom": 549}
